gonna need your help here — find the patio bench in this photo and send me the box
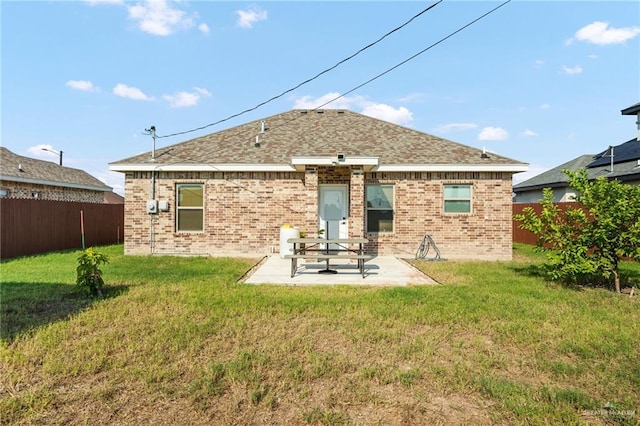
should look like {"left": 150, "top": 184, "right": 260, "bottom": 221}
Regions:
{"left": 285, "top": 237, "right": 371, "bottom": 278}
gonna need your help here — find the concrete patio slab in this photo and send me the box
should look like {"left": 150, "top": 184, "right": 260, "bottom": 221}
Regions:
{"left": 242, "top": 255, "right": 437, "bottom": 286}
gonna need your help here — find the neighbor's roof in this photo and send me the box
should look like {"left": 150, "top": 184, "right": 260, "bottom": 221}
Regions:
{"left": 0, "top": 147, "right": 112, "bottom": 192}
{"left": 110, "top": 109, "right": 527, "bottom": 173}
{"left": 621, "top": 102, "right": 640, "bottom": 115}
{"left": 514, "top": 138, "right": 640, "bottom": 192}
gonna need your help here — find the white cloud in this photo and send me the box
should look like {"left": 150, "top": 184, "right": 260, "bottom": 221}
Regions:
{"left": 540, "top": 103, "right": 550, "bottom": 109}
{"left": 292, "top": 93, "right": 413, "bottom": 126}
{"left": 236, "top": 7, "right": 267, "bottom": 29}
{"left": 293, "top": 92, "right": 360, "bottom": 110}
{"left": 478, "top": 127, "right": 509, "bottom": 141}
{"left": 113, "top": 83, "right": 154, "bottom": 101}
{"left": 127, "top": 0, "right": 195, "bottom": 36}
{"left": 66, "top": 80, "right": 99, "bottom": 92}
{"left": 570, "top": 21, "right": 640, "bottom": 45}
{"left": 588, "top": 54, "right": 598, "bottom": 59}
{"left": 522, "top": 129, "right": 538, "bottom": 137}
{"left": 432, "top": 123, "right": 478, "bottom": 133}
{"left": 194, "top": 87, "right": 211, "bottom": 96}
{"left": 163, "top": 87, "right": 211, "bottom": 108}
{"left": 560, "top": 65, "right": 583, "bottom": 75}
{"left": 534, "top": 59, "right": 544, "bottom": 68}
{"left": 361, "top": 104, "right": 412, "bottom": 126}
{"left": 198, "top": 23, "right": 210, "bottom": 34}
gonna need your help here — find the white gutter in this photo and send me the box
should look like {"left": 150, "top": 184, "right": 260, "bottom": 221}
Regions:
{"left": 109, "top": 161, "right": 528, "bottom": 174}
{"left": 109, "top": 163, "right": 297, "bottom": 172}
{"left": 374, "top": 164, "right": 529, "bottom": 173}
{"left": 0, "top": 174, "right": 112, "bottom": 191}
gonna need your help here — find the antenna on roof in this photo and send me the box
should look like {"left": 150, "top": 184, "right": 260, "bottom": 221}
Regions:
{"left": 143, "top": 126, "right": 157, "bottom": 160}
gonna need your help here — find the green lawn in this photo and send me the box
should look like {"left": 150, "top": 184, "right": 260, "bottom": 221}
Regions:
{"left": 1, "top": 244, "right": 638, "bottom": 425}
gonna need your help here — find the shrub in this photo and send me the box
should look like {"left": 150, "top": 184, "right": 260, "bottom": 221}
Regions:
{"left": 76, "top": 248, "right": 109, "bottom": 297}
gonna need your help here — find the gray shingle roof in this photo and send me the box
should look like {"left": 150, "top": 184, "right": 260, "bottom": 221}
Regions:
{"left": 0, "top": 147, "right": 111, "bottom": 191}
{"left": 621, "top": 102, "right": 640, "bottom": 115}
{"left": 513, "top": 155, "right": 595, "bottom": 191}
{"left": 514, "top": 139, "right": 640, "bottom": 192}
{"left": 110, "top": 109, "right": 526, "bottom": 169}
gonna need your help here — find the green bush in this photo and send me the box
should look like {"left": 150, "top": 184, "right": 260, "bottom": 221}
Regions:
{"left": 76, "top": 248, "right": 109, "bottom": 297}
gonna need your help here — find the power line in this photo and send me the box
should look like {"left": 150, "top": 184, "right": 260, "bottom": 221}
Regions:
{"left": 157, "top": 0, "right": 443, "bottom": 139}
{"left": 152, "top": 0, "right": 512, "bottom": 166}
{"left": 310, "top": 0, "right": 512, "bottom": 111}
{"left": 204, "top": 0, "right": 514, "bottom": 155}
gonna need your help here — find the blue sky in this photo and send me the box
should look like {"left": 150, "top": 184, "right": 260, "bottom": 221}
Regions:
{"left": 2, "top": 1, "right": 639, "bottom": 195}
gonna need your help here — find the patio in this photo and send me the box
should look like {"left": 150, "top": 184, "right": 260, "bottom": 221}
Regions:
{"left": 242, "top": 255, "right": 438, "bottom": 286}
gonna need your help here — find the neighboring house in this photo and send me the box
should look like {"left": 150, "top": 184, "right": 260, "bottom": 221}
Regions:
{"left": 514, "top": 102, "right": 640, "bottom": 203}
{"left": 109, "top": 109, "right": 527, "bottom": 260}
{"left": 0, "top": 147, "right": 113, "bottom": 203}
{"left": 104, "top": 191, "right": 125, "bottom": 204}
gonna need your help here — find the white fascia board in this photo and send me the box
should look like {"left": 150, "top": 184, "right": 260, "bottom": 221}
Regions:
{"left": 291, "top": 156, "right": 379, "bottom": 166}
{"left": 0, "top": 175, "right": 112, "bottom": 191}
{"left": 374, "top": 164, "right": 529, "bottom": 173}
{"left": 108, "top": 163, "right": 296, "bottom": 172}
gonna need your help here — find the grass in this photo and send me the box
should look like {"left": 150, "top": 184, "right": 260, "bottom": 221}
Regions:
{"left": 1, "top": 244, "right": 639, "bottom": 425}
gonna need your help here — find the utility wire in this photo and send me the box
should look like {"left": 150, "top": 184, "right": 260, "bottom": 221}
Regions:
{"left": 157, "top": 0, "right": 443, "bottom": 139}
{"left": 201, "top": 0, "right": 513, "bottom": 148}
{"left": 152, "top": 0, "right": 511, "bottom": 169}
{"left": 310, "top": 0, "right": 512, "bottom": 111}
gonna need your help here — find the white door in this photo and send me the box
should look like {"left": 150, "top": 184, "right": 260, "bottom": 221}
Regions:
{"left": 319, "top": 185, "right": 348, "bottom": 249}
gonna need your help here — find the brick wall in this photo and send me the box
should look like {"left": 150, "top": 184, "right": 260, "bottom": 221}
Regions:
{"left": 123, "top": 169, "right": 514, "bottom": 260}
{"left": 0, "top": 180, "right": 104, "bottom": 203}
{"left": 365, "top": 172, "right": 514, "bottom": 260}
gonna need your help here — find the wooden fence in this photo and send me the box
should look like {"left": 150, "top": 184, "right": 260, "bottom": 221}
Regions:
{"left": 512, "top": 202, "right": 576, "bottom": 245}
{"left": 0, "top": 200, "right": 582, "bottom": 258}
{"left": 0, "top": 199, "right": 124, "bottom": 259}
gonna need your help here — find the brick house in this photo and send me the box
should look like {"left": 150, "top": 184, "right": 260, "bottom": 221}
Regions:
{"left": 0, "top": 147, "right": 112, "bottom": 203}
{"left": 109, "top": 109, "right": 527, "bottom": 260}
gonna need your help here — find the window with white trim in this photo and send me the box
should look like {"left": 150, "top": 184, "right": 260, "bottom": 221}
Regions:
{"left": 443, "top": 184, "right": 472, "bottom": 213}
{"left": 176, "top": 184, "right": 204, "bottom": 231}
{"left": 366, "top": 185, "right": 394, "bottom": 232}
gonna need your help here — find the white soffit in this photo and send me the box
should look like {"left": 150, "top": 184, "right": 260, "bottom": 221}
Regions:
{"left": 109, "top": 163, "right": 296, "bottom": 172}
{"left": 291, "top": 156, "right": 379, "bottom": 171}
{"left": 109, "top": 161, "right": 528, "bottom": 173}
{"left": 374, "top": 164, "right": 529, "bottom": 172}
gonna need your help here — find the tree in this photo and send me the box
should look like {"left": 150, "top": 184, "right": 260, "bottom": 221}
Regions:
{"left": 515, "top": 169, "right": 640, "bottom": 293}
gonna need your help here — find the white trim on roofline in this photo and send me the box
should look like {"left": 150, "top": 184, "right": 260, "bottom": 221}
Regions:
{"left": 0, "top": 174, "right": 112, "bottom": 192}
{"left": 109, "top": 163, "right": 297, "bottom": 172}
{"left": 290, "top": 156, "right": 379, "bottom": 166}
{"left": 374, "top": 164, "right": 529, "bottom": 172}
{"left": 109, "top": 162, "right": 528, "bottom": 173}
